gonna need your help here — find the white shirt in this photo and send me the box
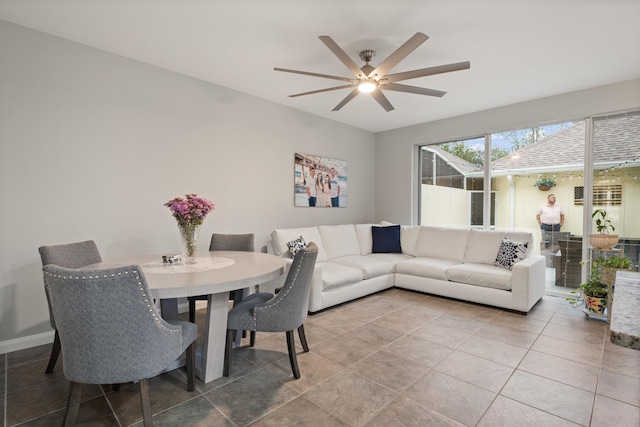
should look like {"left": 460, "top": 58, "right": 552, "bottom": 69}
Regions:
{"left": 537, "top": 203, "right": 563, "bottom": 225}
{"left": 307, "top": 174, "right": 317, "bottom": 197}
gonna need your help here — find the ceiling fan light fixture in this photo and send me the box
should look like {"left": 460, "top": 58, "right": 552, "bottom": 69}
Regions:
{"left": 358, "top": 80, "right": 377, "bottom": 93}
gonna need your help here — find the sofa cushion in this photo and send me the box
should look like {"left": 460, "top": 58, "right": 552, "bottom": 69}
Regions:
{"left": 446, "top": 263, "right": 513, "bottom": 290}
{"left": 320, "top": 262, "right": 363, "bottom": 291}
{"left": 272, "top": 227, "right": 328, "bottom": 262}
{"left": 368, "top": 253, "right": 414, "bottom": 267}
{"left": 414, "top": 226, "right": 469, "bottom": 262}
{"left": 395, "top": 257, "right": 460, "bottom": 281}
{"left": 400, "top": 225, "right": 422, "bottom": 256}
{"left": 286, "top": 235, "right": 307, "bottom": 257}
{"left": 330, "top": 255, "right": 395, "bottom": 279}
{"left": 319, "top": 225, "right": 360, "bottom": 260}
{"left": 464, "top": 229, "right": 533, "bottom": 264}
{"left": 372, "top": 225, "right": 402, "bottom": 253}
{"left": 355, "top": 223, "right": 377, "bottom": 255}
{"left": 494, "top": 238, "right": 529, "bottom": 270}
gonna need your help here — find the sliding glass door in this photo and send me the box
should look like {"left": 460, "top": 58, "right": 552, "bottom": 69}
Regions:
{"left": 418, "top": 112, "right": 639, "bottom": 296}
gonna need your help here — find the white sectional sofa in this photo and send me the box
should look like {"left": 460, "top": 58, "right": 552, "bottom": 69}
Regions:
{"left": 264, "top": 223, "right": 546, "bottom": 314}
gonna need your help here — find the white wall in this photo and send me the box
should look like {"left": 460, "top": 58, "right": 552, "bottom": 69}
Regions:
{"left": 0, "top": 21, "right": 376, "bottom": 351}
{"left": 375, "top": 79, "right": 640, "bottom": 225}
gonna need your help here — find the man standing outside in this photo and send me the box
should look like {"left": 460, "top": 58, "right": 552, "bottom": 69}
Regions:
{"left": 306, "top": 167, "right": 317, "bottom": 207}
{"left": 329, "top": 168, "right": 340, "bottom": 207}
{"left": 536, "top": 194, "right": 564, "bottom": 232}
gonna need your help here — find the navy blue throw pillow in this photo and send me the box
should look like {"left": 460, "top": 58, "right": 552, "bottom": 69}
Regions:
{"left": 372, "top": 225, "right": 402, "bottom": 253}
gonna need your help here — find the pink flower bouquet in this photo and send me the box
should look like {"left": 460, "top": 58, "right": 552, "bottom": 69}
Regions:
{"left": 165, "top": 194, "right": 215, "bottom": 226}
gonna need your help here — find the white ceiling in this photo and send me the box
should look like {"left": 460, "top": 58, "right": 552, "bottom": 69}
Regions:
{"left": 1, "top": 0, "right": 639, "bottom": 133}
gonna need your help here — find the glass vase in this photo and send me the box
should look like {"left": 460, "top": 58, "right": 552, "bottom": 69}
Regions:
{"left": 178, "top": 223, "right": 200, "bottom": 265}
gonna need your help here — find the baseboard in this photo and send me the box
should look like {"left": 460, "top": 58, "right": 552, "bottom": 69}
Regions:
{"left": 0, "top": 331, "right": 55, "bottom": 355}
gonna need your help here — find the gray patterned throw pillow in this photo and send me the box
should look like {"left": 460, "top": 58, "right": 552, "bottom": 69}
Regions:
{"left": 286, "top": 235, "right": 307, "bottom": 257}
{"left": 494, "top": 237, "right": 528, "bottom": 270}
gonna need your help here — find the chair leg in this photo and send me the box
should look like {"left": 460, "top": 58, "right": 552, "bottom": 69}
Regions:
{"left": 231, "top": 290, "right": 248, "bottom": 339}
{"left": 45, "top": 330, "right": 61, "bottom": 373}
{"left": 62, "top": 381, "right": 83, "bottom": 427}
{"left": 223, "top": 329, "right": 235, "bottom": 377}
{"left": 186, "top": 341, "right": 195, "bottom": 391}
{"left": 139, "top": 379, "right": 153, "bottom": 427}
{"left": 250, "top": 330, "right": 256, "bottom": 347}
{"left": 298, "top": 324, "right": 309, "bottom": 352}
{"left": 286, "top": 330, "right": 301, "bottom": 379}
{"left": 188, "top": 298, "right": 196, "bottom": 323}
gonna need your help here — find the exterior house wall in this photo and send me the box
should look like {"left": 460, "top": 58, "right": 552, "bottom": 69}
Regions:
{"left": 493, "top": 167, "right": 640, "bottom": 242}
{"left": 422, "top": 165, "right": 640, "bottom": 258}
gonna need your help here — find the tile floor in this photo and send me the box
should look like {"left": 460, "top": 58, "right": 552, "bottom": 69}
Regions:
{"left": 2, "top": 289, "right": 639, "bottom": 426}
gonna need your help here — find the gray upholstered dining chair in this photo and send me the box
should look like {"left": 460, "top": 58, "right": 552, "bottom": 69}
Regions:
{"left": 224, "top": 242, "right": 318, "bottom": 379}
{"left": 188, "top": 233, "right": 256, "bottom": 323}
{"left": 43, "top": 264, "right": 197, "bottom": 427}
{"left": 38, "top": 240, "right": 103, "bottom": 374}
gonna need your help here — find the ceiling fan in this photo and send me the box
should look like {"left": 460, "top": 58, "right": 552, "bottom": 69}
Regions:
{"left": 274, "top": 32, "right": 470, "bottom": 112}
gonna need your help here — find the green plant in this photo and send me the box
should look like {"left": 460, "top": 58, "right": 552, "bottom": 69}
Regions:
{"left": 595, "top": 256, "right": 632, "bottom": 269}
{"left": 566, "top": 260, "right": 607, "bottom": 306}
{"left": 534, "top": 177, "right": 556, "bottom": 188}
{"left": 592, "top": 209, "right": 615, "bottom": 234}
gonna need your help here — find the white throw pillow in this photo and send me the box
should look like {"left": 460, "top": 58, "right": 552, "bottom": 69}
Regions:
{"left": 318, "top": 225, "right": 360, "bottom": 260}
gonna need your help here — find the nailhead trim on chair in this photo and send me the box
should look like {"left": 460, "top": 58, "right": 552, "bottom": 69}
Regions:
{"left": 44, "top": 269, "right": 179, "bottom": 334}
{"left": 252, "top": 251, "right": 306, "bottom": 330}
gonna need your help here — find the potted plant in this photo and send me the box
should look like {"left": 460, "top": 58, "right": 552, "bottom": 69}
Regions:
{"left": 596, "top": 255, "right": 632, "bottom": 287}
{"left": 589, "top": 209, "right": 619, "bottom": 249}
{"left": 534, "top": 177, "right": 555, "bottom": 191}
{"left": 567, "top": 261, "right": 608, "bottom": 315}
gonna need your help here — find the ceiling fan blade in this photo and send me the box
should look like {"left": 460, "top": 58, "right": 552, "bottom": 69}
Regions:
{"left": 369, "top": 32, "right": 429, "bottom": 78}
{"left": 383, "top": 83, "right": 446, "bottom": 97}
{"left": 385, "top": 61, "right": 471, "bottom": 83}
{"left": 319, "top": 36, "right": 363, "bottom": 78}
{"left": 332, "top": 88, "right": 360, "bottom": 111}
{"left": 289, "top": 84, "right": 355, "bottom": 98}
{"left": 371, "top": 90, "right": 395, "bottom": 112}
{"left": 274, "top": 67, "right": 355, "bottom": 83}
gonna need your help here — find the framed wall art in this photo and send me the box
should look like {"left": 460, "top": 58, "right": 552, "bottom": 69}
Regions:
{"left": 294, "top": 153, "right": 347, "bottom": 207}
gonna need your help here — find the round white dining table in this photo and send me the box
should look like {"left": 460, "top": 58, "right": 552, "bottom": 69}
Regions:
{"left": 85, "top": 251, "right": 285, "bottom": 383}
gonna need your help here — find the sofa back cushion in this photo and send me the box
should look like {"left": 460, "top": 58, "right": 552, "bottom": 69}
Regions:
{"left": 400, "top": 225, "right": 422, "bottom": 256}
{"left": 380, "top": 221, "right": 421, "bottom": 256}
{"left": 355, "top": 223, "right": 377, "bottom": 255}
{"left": 271, "top": 227, "right": 328, "bottom": 262}
{"left": 414, "top": 226, "right": 470, "bottom": 262}
{"left": 318, "top": 225, "right": 360, "bottom": 260}
{"left": 464, "top": 229, "right": 533, "bottom": 265}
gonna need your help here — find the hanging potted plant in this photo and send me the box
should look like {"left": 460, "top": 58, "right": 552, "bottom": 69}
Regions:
{"left": 589, "top": 209, "right": 619, "bottom": 250}
{"left": 566, "top": 261, "right": 608, "bottom": 316}
{"left": 534, "top": 177, "right": 556, "bottom": 191}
